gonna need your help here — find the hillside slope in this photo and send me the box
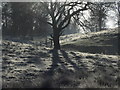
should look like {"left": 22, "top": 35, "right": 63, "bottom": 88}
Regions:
{"left": 61, "top": 28, "right": 119, "bottom": 55}
{"left": 2, "top": 28, "right": 120, "bottom": 88}
{"left": 2, "top": 39, "right": 119, "bottom": 88}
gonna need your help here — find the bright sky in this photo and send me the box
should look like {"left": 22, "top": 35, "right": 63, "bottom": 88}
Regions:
{"left": 106, "top": 20, "right": 117, "bottom": 28}
{"left": 106, "top": 10, "right": 118, "bottom": 28}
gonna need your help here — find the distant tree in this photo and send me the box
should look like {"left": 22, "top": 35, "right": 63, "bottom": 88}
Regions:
{"left": 88, "top": 2, "right": 114, "bottom": 32}
{"left": 41, "top": 2, "right": 90, "bottom": 49}
{"left": 2, "top": 3, "right": 34, "bottom": 37}
{"left": 31, "top": 3, "right": 51, "bottom": 37}
{"left": 2, "top": 3, "right": 12, "bottom": 35}
{"left": 10, "top": 3, "right": 34, "bottom": 37}
{"left": 2, "top": 2, "right": 50, "bottom": 38}
{"left": 72, "top": 10, "right": 92, "bottom": 33}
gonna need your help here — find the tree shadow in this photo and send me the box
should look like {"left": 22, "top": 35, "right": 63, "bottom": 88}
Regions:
{"left": 41, "top": 49, "right": 66, "bottom": 88}
{"left": 44, "top": 49, "right": 89, "bottom": 76}
{"left": 92, "top": 58, "right": 119, "bottom": 87}
{"left": 26, "top": 57, "right": 42, "bottom": 65}
{"left": 69, "top": 51, "right": 119, "bottom": 87}
{"left": 44, "top": 49, "right": 62, "bottom": 75}
{"left": 60, "top": 50, "right": 80, "bottom": 70}
{"left": 62, "top": 43, "right": 118, "bottom": 55}
{"left": 60, "top": 50, "right": 89, "bottom": 78}
{"left": 41, "top": 50, "right": 117, "bottom": 88}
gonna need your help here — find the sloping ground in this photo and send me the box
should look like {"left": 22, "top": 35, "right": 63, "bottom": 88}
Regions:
{"left": 61, "top": 28, "right": 119, "bottom": 55}
{"left": 2, "top": 40, "right": 119, "bottom": 88}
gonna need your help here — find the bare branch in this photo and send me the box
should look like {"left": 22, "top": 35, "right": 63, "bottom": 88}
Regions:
{"left": 47, "top": 21, "right": 53, "bottom": 26}
{"left": 59, "top": 29, "right": 64, "bottom": 36}
{"left": 58, "top": 2, "right": 89, "bottom": 29}
{"left": 61, "top": 18, "right": 71, "bottom": 30}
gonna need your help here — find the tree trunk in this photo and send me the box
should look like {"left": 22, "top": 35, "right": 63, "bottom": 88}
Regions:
{"left": 45, "top": 36, "right": 48, "bottom": 47}
{"left": 98, "top": 15, "right": 102, "bottom": 31}
{"left": 118, "top": 12, "right": 120, "bottom": 27}
{"left": 53, "top": 35, "right": 60, "bottom": 49}
{"left": 53, "top": 28, "right": 60, "bottom": 49}
{"left": 98, "top": 8, "right": 102, "bottom": 31}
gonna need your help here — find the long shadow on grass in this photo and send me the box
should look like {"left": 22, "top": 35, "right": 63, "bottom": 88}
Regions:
{"left": 69, "top": 51, "right": 118, "bottom": 87}
{"left": 42, "top": 49, "right": 90, "bottom": 88}
{"left": 60, "top": 50, "right": 80, "bottom": 70}
{"left": 42, "top": 49, "right": 69, "bottom": 88}
{"left": 62, "top": 43, "right": 118, "bottom": 55}
{"left": 44, "top": 49, "right": 66, "bottom": 74}
{"left": 41, "top": 49, "right": 60, "bottom": 88}
{"left": 93, "top": 57, "right": 119, "bottom": 87}
{"left": 60, "top": 50, "right": 89, "bottom": 79}
{"left": 44, "top": 49, "right": 60, "bottom": 75}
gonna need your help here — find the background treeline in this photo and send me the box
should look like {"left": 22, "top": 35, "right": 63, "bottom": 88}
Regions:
{"left": 2, "top": 3, "right": 51, "bottom": 38}
{"left": 2, "top": 2, "right": 120, "bottom": 38}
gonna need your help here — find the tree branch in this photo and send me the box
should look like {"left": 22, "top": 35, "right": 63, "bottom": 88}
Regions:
{"left": 61, "top": 18, "right": 71, "bottom": 30}
{"left": 58, "top": 2, "right": 89, "bottom": 29}
{"left": 47, "top": 21, "right": 53, "bottom": 26}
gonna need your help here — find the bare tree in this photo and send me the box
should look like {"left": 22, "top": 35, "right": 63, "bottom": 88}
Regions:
{"left": 40, "top": 1, "right": 89, "bottom": 49}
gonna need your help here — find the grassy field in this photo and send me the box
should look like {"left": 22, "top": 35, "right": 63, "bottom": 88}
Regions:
{"left": 2, "top": 28, "right": 120, "bottom": 88}
{"left": 61, "top": 28, "right": 119, "bottom": 55}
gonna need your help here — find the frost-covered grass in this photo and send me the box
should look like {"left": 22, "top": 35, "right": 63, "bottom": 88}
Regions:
{"left": 2, "top": 28, "right": 119, "bottom": 88}
{"left": 2, "top": 40, "right": 119, "bottom": 88}
{"left": 62, "top": 28, "right": 119, "bottom": 55}
{"left": 60, "top": 27, "right": 118, "bottom": 44}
